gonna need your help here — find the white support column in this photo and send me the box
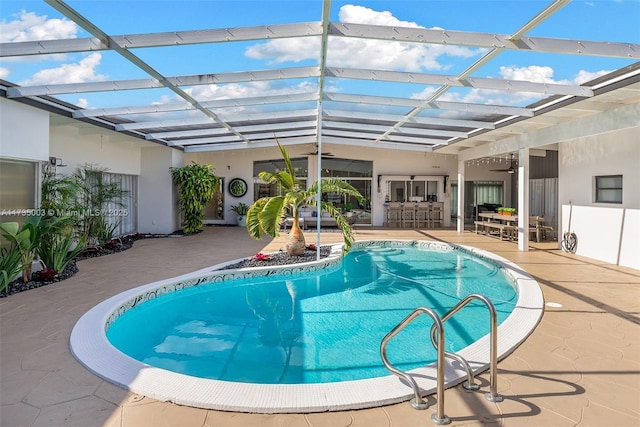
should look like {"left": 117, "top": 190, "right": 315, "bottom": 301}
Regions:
{"left": 517, "top": 148, "right": 530, "bottom": 251}
{"left": 457, "top": 158, "right": 465, "bottom": 233}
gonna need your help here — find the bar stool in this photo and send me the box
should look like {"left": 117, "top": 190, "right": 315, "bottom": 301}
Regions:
{"left": 385, "top": 202, "right": 402, "bottom": 228}
{"left": 430, "top": 202, "right": 444, "bottom": 228}
{"left": 415, "top": 202, "right": 431, "bottom": 228}
{"left": 402, "top": 203, "right": 416, "bottom": 228}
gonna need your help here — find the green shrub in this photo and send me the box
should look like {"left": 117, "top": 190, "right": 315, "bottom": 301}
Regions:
{"left": 38, "top": 222, "right": 85, "bottom": 274}
{"left": 0, "top": 245, "right": 24, "bottom": 293}
{"left": 0, "top": 215, "right": 60, "bottom": 282}
{"left": 170, "top": 162, "right": 220, "bottom": 234}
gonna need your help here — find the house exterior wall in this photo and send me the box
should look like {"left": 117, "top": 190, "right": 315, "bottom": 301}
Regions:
{"left": 186, "top": 143, "right": 461, "bottom": 227}
{"left": 0, "top": 98, "right": 49, "bottom": 161}
{"left": 49, "top": 123, "right": 144, "bottom": 175}
{"left": 559, "top": 125, "right": 640, "bottom": 269}
{"left": 138, "top": 146, "right": 183, "bottom": 234}
{"left": 50, "top": 119, "right": 183, "bottom": 235}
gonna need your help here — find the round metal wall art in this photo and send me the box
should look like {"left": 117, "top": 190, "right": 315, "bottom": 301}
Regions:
{"left": 228, "top": 178, "right": 248, "bottom": 197}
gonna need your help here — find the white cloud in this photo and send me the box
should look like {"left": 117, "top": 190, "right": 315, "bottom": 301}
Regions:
{"left": 572, "top": 69, "right": 610, "bottom": 84}
{"left": 0, "top": 10, "right": 77, "bottom": 42}
{"left": 339, "top": 4, "right": 420, "bottom": 27}
{"left": 499, "top": 65, "right": 610, "bottom": 86}
{"left": 499, "top": 65, "right": 556, "bottom": 84}
{"left": 245, "top": 38, "right": 319, "bottom": 64}
{"left": 245, "top": 4, "right": 480, "bottom": 72}
{"left": 188, "top": 80, "right": 316, "bottom": 101}
{"left": 76, "top": 98, "right": 89, "bottom": 109}
{"left": 0, "top": 67, "right": 9, "bottom": 79}
{"left": 19, "top": 53, "right": 106, "bottom": 85}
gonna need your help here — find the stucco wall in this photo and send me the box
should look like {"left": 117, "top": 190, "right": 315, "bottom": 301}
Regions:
{"left": 138, "top": 146, "right": 183, "bottom": 234}
{"left": 49, "top": 122, "right": 146, "bottom": 175}
{"left": 559, "top": 126, "right": 640, "bottom": 269}
{"left": 0, "top": 98, "right": 49, "bottom": 161}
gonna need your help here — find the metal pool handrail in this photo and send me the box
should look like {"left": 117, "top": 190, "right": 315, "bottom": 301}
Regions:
{"left": 431, "top": 293, "right": 503, "bottom": 403}
{"left": 380, "top": 294, "right": 502, "bottom": 425}
{"left": 380, "top": 307, "right": 450, "bottom": 425}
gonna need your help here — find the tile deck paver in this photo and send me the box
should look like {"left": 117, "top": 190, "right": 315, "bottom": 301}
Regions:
{"left": 1, "top": 226, "right": 638, "bottom": 427}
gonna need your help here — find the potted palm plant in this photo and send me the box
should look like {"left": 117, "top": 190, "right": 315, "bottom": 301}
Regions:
{"left": 230, "top": 202, "right": 249, "bottom": 227}
{"left": 246, "top": 138, "right": 364, "bottom": 256}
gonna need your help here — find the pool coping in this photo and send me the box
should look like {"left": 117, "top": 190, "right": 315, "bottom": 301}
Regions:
{"left": 69, "top": 240, "right": 544, "bottom": 414}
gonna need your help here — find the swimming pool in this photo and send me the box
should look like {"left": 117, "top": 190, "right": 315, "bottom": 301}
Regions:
{"left": 71, "top": 240, "right": 543, "bottom": 413}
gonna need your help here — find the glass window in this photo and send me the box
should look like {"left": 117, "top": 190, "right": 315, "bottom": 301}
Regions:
{"left": 253, "top": 158, "right": 308, "bottom": 177}
{"left": 0, "top": 158, "right": 37, "bottom": 224}
{"left": 384, "top": 179, "right": 439, "bottom": 203}
{"left": 203, "top": 178, "right": 225, "bottom": 221}
{"left": 104, "top": 172, "right": 138, "bottom": 236}
{"left": 320, "top": 158, "right": 372, "bottom": 178}
{"left": 595, "top": 175, "right": 622, "bottom": 203}
{"left": 253, "top": 157, "right": 308, "bottom": 200}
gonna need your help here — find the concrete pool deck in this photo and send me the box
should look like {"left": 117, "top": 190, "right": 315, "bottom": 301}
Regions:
{"left": 1, "top": 226, "right": 639, "bottom": 426}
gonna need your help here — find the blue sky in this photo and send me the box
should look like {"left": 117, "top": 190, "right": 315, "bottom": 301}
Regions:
{"left": 1, "top": 1, "right": 638, "bottom": 115}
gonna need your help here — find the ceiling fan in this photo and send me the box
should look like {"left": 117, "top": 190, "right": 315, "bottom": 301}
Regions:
{"left": 490, "top": 153, "right": 517, "bottom": 174}
{"left": 302, "top": 144, "right": 334, "bottom": 157}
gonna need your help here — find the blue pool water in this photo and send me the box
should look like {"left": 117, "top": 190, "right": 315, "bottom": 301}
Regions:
{"left": 107, "top": 244, "right": 517, "bottom": 384}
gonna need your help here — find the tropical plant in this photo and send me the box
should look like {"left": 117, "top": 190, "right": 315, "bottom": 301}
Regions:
{"left": 0, "top": 215, "right": 61, "bottom": 282}
{"left": 170, "top": 162, "right": 220, "bottom": 234}
{"left": 41, "top": 164, "right": 79, "bottom": 217}
{"left": 230, "top": 203, "right": 249, "bottom": 216}
{"left": 230, "top": 202, "right": 249, "bottom": 227}
{"left": 38, "top": 222, "right": 86, "bottom": 275}
{"left": 0, "top": 245, "right": 24, "bottom": 293}
{"left": 72, "top": 165, "right": 128, "bottom": 246}
{"left": 95, "top": 220, "right": 119, "bottom": 246}
{"left": 247, "top": 138, "right": 364, "bottom": 256}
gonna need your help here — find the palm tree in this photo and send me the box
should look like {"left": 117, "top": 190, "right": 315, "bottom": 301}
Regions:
{"left": 247, "top": 139, "right": 364, "bottom": 256}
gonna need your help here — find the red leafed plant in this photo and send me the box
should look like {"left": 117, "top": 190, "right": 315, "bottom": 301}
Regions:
{"left": 251, "top": 253, "right": 271, "bottom": 261}
{"left": 38, "top": 268, "right": 58, "bottom": 282}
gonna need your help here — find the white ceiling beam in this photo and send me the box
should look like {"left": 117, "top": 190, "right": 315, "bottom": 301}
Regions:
{"left": 322, "top": 128, "right": 446, "bottom": 145}
{"left": 432, "top": 100, "right": 534, "bottom": 117}
{"left": 115, "top": 108, "right": 317, "bottom": 131}
{"left": 169, "top": 67, "right": 319, "bottom": 85}
{"left": 115, "top": 117, "right": 213, "bottom": 131}
{"left": 170, "top": 128, "right": 316, "bottom": 146}
{"left": 326, "top": 67, "right": 592, "bottom": 97}
{"left": 324, "top": 92, "right": 534, "bottom": 117}
{"left": 321, "top": 136, "right": 435, "bottom": 152}
{"left": 6, "top": 19, "right": 638, "bottom": 59}
{"left": 323, "top": 120, "right": 467, "bottom": 138}
{"left": 0, "top": 38, "right": 107, "bottom": 57}
{"left": 115, "top": 22, "right": 322, "bottom": 48}
{"left": 8, "top": 67, "right": 320, "bottom": 98}
{"left": 148, "top": 120, "right": 317, "bottom": 140}
{"left": 323, "top": 109, "right": 495, "bottom": 129}
{"left": 329, "top": 22, "right": 640, "bottom": 59}
{"left": 74, "top": 102, "right": 195, "bottom": 118}
{"left": 184, "top": 136, "right": 317, "bottom": 152}
{"left": 74, "top": 92, "right": 318, "bottom": 118}
{"left": 0, "top": 23, "right": 323, "bottom": 57}
{"left": 219, "top": 108, "right": 318, "bottom": 123}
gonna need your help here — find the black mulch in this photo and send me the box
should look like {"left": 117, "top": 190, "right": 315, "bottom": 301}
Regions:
{"left": 1, "top": 228, "right": 333, "bottom": 297}
{"left": 220, "top": 246, "right": 332, "bottom": 270}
